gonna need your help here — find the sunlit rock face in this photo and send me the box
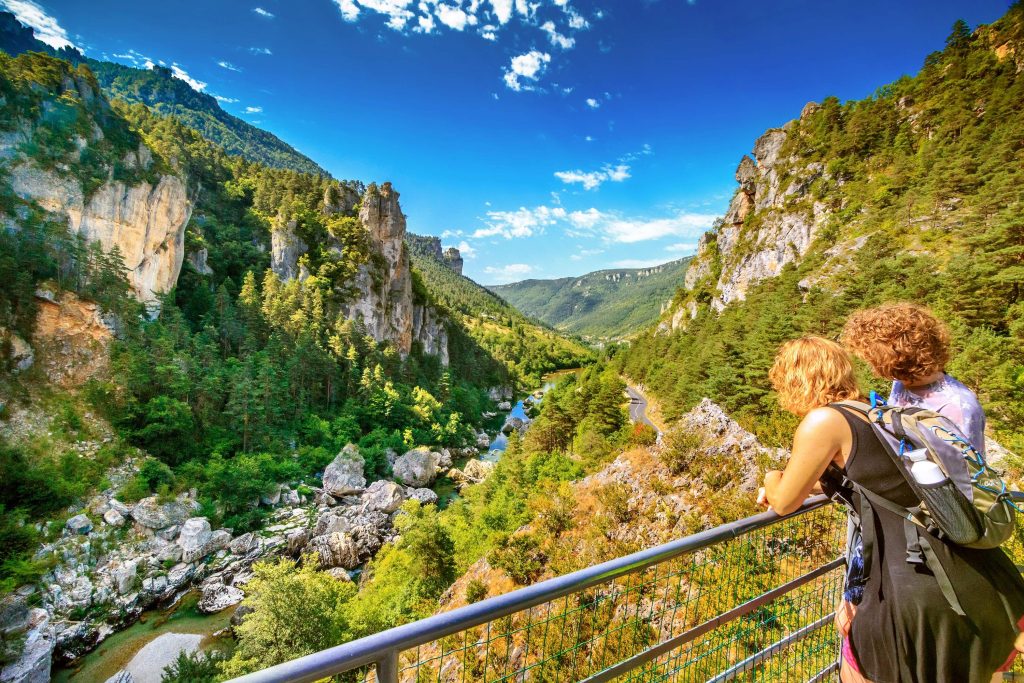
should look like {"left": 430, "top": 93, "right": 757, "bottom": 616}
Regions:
{"left": 271, "top": 181, "right": 449, "bottom": 362}
{"left": 8, "top": 162, "right": 192, "bottom": 308}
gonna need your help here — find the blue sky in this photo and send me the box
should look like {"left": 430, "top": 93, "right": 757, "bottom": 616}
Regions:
{"left": 2, "top": 0, "right": 1012, "bottom": 284}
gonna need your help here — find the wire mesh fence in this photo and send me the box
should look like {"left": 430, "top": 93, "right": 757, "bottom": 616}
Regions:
{"left": 394, "top": 504, "right": 846, "bottom": 683}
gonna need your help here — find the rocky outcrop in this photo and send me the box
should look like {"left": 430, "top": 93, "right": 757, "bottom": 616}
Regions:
{"left": 270, "top": 219, "right": 308, "bottom": 281}
{"left": 321, "top": 445, "right": 367, "bottom": 497}
{"left": 30, "top": 290, "right": 114, "bottom": 387}
{"left": 0, "top": 328, "right": 33, "bottom": 373}
{"left": 443, "top": 247, "right": 464, "bottom": 275}
{"left": 8, "top": 161, "right": 191, "bottom": 307}
{"left": 197, "top": 582, "right": 244, "bottom": 614}
{"left": 271, "top": 183, "right": 450, "bottom": 362}
{"left": 0, "top": 607, "right": 53, "bottom": 683}
{"left": 676, "top": 110, "right": 834, "bottom": 319}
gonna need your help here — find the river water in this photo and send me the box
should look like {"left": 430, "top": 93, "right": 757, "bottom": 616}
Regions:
{"left": 53, "top": 369, "right": 582, "bottom": 682}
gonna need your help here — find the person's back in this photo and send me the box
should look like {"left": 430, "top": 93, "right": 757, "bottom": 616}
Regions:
{"left": 890, "top": 373, "right": 986, "bottom": 455}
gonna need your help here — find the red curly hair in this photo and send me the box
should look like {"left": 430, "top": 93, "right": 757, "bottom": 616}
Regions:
{"left": 841, "top": 303, "right": 950, "bottom": 384}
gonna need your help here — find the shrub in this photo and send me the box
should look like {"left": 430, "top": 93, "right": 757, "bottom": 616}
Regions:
{"left": 596, "top": 482, "right": 633, "bottom": 524}
{"left": 661, "top": 431, "right": 703, "bottom": 475}
{"left": 464, "top": 578, "right": 488, "bottom": 604}
{"left": 488, "top": 534, "right": 546, "bottom": 585}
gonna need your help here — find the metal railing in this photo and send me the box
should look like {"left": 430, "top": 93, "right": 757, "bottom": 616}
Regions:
{"left": 230, "top": 495, "right": 848, "bottom": 683}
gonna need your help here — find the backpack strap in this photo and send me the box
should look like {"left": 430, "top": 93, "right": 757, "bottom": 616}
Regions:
{"left": 829, "top": 402, "right": 968, "bottom": 616}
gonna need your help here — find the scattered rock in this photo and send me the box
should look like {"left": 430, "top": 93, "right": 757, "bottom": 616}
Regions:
{"left": 322, "top": 445, "right": 366, "bottom": 497}
{"left": 198, "top": 583, "right": 244, "bottom": 614}
{"left": 407, "top": 488, "right": 439, "bottom": 506}
{"left": 392, "top": 447, "right": 438, "bottom": 487}
{"left": 130, "top": 497, "right": 191, "bottom": 530}
{"left": 102, "top": 509, "right": 125, "bottom": 527}
{"left": 259, "top": 485, "right": 282, "bottom": 507}
{"left": 497, "top": 401, "right": 512, "bottom": 411}
{"left": 361, "top": 480, "right": 407, "bottom": 514}
{"left": 434, "top": 449, "right": 453, "bottom": 471}
{"left": 65, "top": 514, "right": 92, "bottom": 535}
{"left": 308, "top": 532, "right": 360, "bottom": 569}
{"left": 286, "top": 529, "right": 308, "bottom": 556}
{"left": 229, "top": 532, "right": 260, "bottom": 556}
{"left": 177, "top": 518, "right": 213, "bottom": 563}
{"left": 501, "top": 417, "right": 526, "bottom": 435}
{"left": 475, "top": 432, "right": 491, "bottom": 449}
{"left": 324, "top": 568, "right": 352, "bottom": 582}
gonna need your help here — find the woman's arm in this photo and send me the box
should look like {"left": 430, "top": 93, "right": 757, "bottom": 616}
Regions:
{"left": 762, "top": 407, "right": 847, "bottom": 515}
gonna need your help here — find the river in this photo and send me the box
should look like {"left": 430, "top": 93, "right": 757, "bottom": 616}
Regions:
{"left": 53, "top": 369, "right": 581, "bottom": 682}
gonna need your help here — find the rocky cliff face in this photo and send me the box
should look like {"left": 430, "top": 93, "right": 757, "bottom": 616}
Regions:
{"left": 442, "top": 247, "right": 463, "bottom": 275}
{"left": 2, "top": 68, "right": 192, "bottom": 309}
{"left": 8, "top": 162, "right": 191, "bottom": 307}
{"left": 675, "top": 104, "right": 833, "bottom": 323}
{"left": 271, "top": 182, "right": 449, "bottom": 362}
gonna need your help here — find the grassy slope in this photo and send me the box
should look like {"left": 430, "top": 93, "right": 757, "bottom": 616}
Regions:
{"left": 490, "top": 258, "right": 691, "bottom": 341}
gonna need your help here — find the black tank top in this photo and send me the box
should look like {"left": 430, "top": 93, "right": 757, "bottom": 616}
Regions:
{"left": 831, "top": 405, "right": 1024, "bottom": 683}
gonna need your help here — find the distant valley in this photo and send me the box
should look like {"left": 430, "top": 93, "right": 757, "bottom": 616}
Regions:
{"left": 490, "top": 258, "right": 691, "bottom": 341}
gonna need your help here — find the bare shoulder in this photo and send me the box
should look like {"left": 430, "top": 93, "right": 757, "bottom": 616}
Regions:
{"left": 795, "top": 406, "right": 848, "bottom": 439}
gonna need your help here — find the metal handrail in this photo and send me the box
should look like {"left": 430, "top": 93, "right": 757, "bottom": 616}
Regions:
{"left": 229, "top": 495, "right": 835, "bottom": 683}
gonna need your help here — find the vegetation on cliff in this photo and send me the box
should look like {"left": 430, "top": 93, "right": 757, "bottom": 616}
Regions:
{"left": 0, "top": 10, "right": 326, "bottom": 176}
{"left": 408, "top": 234, "right": 595, "bottom": 385}
{"left": 619, "top": 11, "right": 1024, "bottom": 455}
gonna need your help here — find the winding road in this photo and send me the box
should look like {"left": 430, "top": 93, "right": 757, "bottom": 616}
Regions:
{"left": 625, "top": 385, "right": 661, "bottom": 437}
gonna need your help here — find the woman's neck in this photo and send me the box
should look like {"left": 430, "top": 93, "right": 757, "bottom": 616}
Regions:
{"left": 903, "top": 371, "right": 945, "bottom": 391}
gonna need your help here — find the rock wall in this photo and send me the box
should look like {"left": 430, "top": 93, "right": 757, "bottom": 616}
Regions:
{"left": 31, "top": 289, "right": 115, "bottom": 387}
{"left": 8, "top": 155, "right": 191, "bottom": 308}
{"left": 272, "top": 182, "right": 450, "bottom": 362}
{"left": 442, "top": 247, "right": 464, "bottom": 275}
{"left": 675, "top": 104, "right": 833, "bottom": 322}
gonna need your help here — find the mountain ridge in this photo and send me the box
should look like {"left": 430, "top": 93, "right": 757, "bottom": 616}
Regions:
{"left": 490, "top": 257, "right": 692, "bottom": 341}
{"left": 0, "top": 10, "right": 327, "bottom": 176}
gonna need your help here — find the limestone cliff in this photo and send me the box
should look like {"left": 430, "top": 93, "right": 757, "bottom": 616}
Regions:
{"left": 271, "top": 182, "right": 449, "bottom": 362}
{"left": 442, "top": 247, "right": 464, "bottom": 275}
{"left": 673, "top": 103, "right": 833, "bottom": 326}
{"left": 2, "top": 68, "right": 192, "bottom": 308}
{"left": 9, "top": 162, "right": 191, "bottom": 306}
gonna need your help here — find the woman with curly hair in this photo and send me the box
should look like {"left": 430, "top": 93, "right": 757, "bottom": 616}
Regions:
{"left": 841, "top": 302, "right": 985, "bottom": 454}
{"left": 759, "top": 336, "right": 1024, "bottom": 683}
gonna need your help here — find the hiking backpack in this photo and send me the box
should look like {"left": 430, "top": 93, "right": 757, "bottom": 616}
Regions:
{"left": 829, "top": 394, "right": 1019, "bottom": 616}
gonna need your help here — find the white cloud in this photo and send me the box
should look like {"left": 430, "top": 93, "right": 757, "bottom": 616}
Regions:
{"left": 217, "top": 60, "right": 241, "bottom": 72}
{"left": 1, "top": 0, "right": 77, "bottom": 49}
{"left": 597, "top": 211, "right": 717, "bottom": 243}
{"left": 554, "top": 145, "right": 653, "bottom": 190}
{"left": 334, "top": 0, "right": 360, "bottom": 20}
{"left": 503, "top": 50, "right": 550, "bottom": 92}
{"left": 456, "top": 240, "right": 476, "bottom": 258}
{"left": 245, "top": 106, "right": 263, "bottom": 114}
{"left": 249, "top": 46, "right": 273, "bottom": 55}
{"left": 473, "top": 205, "right": 565, "bottom": 239}
{"left": 473, "top": 203, "right": 718, "bottom": 246}
{"left": 540, "top": 20, "right": 574, "bottom": 49}
{"left": 489, "top": 0, "right": 512, "bottom": 24}
{"left": 168, "top": 64, "right": 207, "bottom": 92}
{"left": 436, "top": 4, "right": 472, "bottom": 30}
{"left": 213, "top": 94, "right": 239, "bottom": 103}
{"left": 111, "top": 49, "right": 153, "bottom": 68}
{"left": 484, "top": 263, "right": 533, "bottom": 284}
{"left": 584, "top": 135, "right": 594, "bottom": 142}
{"left": 585, "top": 97, "right": 599, "bottom": 109}
{"left": 666, "top": 242, "right": 697, "bottom": 253}
{"left": 253, "top": 6, "right": 275, "bottom": 17}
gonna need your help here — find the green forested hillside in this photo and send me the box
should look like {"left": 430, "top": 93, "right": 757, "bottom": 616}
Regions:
{"left": 0, "top": 51, "right": 581, "bottom": 596}
{"left": 617, "top": 11, "right": 1024, "bottom": 455}
{"left": 407, "top": 234, "right": 595, "bottom": 384}
{"left": 0, "top": 10, "right": 326, "bottom": 175}
{"left": 490, "top": 258, "right": 691, "bottom": 341}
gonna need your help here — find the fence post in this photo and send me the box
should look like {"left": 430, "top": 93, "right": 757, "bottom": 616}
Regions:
{"left": 377, "top": 649, "right": 399, "bottom": 683}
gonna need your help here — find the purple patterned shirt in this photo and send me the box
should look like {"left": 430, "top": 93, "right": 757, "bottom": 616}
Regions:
{"left": 889, "top": 373, "right": 986, "bottom": 456}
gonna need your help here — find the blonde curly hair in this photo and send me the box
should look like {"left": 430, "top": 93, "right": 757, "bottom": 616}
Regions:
{"left": 769, "top": 336, "right": 862, "bottom": 416}
{"left": 841, "top": 303, "right": 950, "bottom": 384}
